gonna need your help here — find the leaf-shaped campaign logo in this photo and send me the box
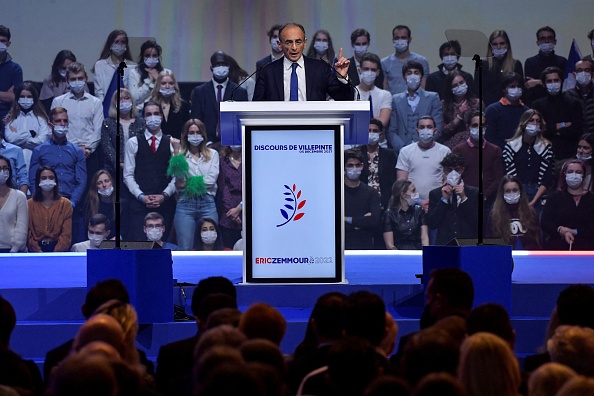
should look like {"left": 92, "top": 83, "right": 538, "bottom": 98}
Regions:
{"left": 277, "top": 183, "right": 306, "bottom": 227}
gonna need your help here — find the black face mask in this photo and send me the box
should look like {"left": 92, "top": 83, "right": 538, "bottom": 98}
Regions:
{"left": 419, "top": 304, "right": 436, "bottom": 330}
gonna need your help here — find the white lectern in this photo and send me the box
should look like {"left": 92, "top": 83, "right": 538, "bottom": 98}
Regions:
{"left": 220, "top": 101, "right": 369, "bottom": 283}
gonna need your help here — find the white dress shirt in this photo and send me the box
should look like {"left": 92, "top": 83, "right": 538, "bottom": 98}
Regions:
{"left": 283, "top": 56, "right": 307, "bottom": 101}
{"left": 51, "top": 92, "right": 104, "bottom": 152}
{"left": 183, "top": 148, "right": 220, "bottom": 196}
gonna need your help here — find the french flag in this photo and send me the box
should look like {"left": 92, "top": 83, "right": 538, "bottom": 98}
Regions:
{"left": 563, "top": 39, "right": 583, "bottom": 91}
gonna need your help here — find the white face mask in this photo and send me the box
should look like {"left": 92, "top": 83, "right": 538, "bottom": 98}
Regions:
{"left": 159, "top": 88, "right": 175, "bottom": 97}
{"left": 146, "top": 227, "right": 163, "bottom": 242}
{"left": 442, "top": 55, "right": 458, "bottom": 69}
{"left": 525, "top": 124, "right": 540, "bottom": 136}
{"left": 446, "top": 170, "right": 461, "bottom": 186}
{"left": 59, "top": 69, "right": 67, "bottom": 78}
{"left": 53, "top": 125, "right": 68, "bottom": 137}
{"left": 314, "top": 41, "right": 329, "bottom": 54}
{"left": 451, "top": 83, "right": 468, "bottom": 97}
{"left": 212, "top": 65, "right": 229, "bottom": 79}
{"left": 417, "top": 128, "right": 434, "bottom": 144}
{"left": 144, "top": 57, "right": 159, "bottom": 68}
{"left": 230, "top": 145, "right": 242, "bottom": 152}
{"left": 111, "top": 44, "right": 126, "bottom": 56}
{"left": 546, "top": 82, "right": 561, "bottom": 95}
{"left": 538, "top": 43, "right": 555, "bottom": 53}
{"left": 577, "top": 152, "right": 592, "bottom": 161}
{"left": 88, "top": 232, "right": 105, "bottom": 247}
{"left": 119, "top": 102, "right": 133, "bottom": 113}
{"left": 393, "top": 39, "right": 408, "bottom": 53}
{"left": 271, "top": 38, "right": 281, "bottom": 53}
{"left": 98, "top": 186, "right": 114, "bottom": 197}
{"left": 353, "top": 45, "right": 368, "bottom": 57}
{"left": 492, "top": 47, "right": 508, "bottom": 58}
{"left": 503, "top": 192, "right": 521, "bottom": 205}
{"left": 576, "top": 71, "right": 592, "bottom": 87}
{"left": 39, "top": 180, "right": 57, "bottom": 191}
{"left": 18, "top": 98, "right": 34, "bottom": 110}
{"left": 506, "top": 87, "right": 523, "bottom": 100}
{"left": 345, "top": 167, "right": 362, "bottom": 181}
{"left": 566, "top": 172, "right": 584, "bottom": 189}
{"left": 69, "top": 80, "right": 85, "bottom": 94}
{"left": 146, "top": 115, "right": 162, "bottom": 130}
{"left": 201, "top": 230, "right": 218, "bottom": 245}
{"left": 0, "top": 42, "right": 7, "bottom": 53}
{"left": 187, "top": 134, "right": 204, "bottom": 146}
{"left": 360, "top": 70, "right": 377, "bottom": 85}
{"left": 406, "top": 74, "right": 421, "bottom": 90}
{"left": 0, "top": 170, "right": 9, "bottom": 185}
{"left": 368, "top": 132, "right": 380, "bottom": 145}
{"left": 469, "top": 127, "right": 486, "bottom": 141}
{"left": 404, "top": 192, "right": 420, "bottom": 206}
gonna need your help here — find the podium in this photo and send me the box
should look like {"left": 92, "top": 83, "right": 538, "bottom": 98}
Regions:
{"left": 87, "top": 249, "right": 173, "bottom": 323}
{"left": 220, "top": 101, "right": 369, "bottom": 283}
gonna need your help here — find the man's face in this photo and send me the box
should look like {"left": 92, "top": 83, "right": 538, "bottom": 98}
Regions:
{"left": 353, "top": 35, "right": 369, "bottom": 48}
{"left": 345, "top": 158, "right": 363, "bottom": 180}
{"left": 144, "top": 219, "right": 164, "bottom": 238}
{"left": 537, "top": 30, "right": 556, "bottom": 46}
{"left": 574, "top": 61, "right": 593, "bottom": 78}
{"left": 441, "top": 46, "right": 457, "bottom": 58}
{"left": 360, "top": 60, "right": 379, "bottom": 75}
{"left": 392, "top": 28, "right": 410, "bottom": 43}
{"left": 279, "top": 25, "right": 306, "bottom": 62}
{"left": 416, "top": 118, "right": 435, "bottom": 135}
{"left": 67, "top": 70, "right": 87, "bottom": 84}
{"left": 0, "top": 35, "right": 10, "bottom": 49}
{"left": 51, "top": 112, "right": 69, "bottom": 132}
{"left": 544, "top": 72, "right": 561, "bottom": 85}
{"left": 369, "top": 122, "right": 383, "bottom": 139}
{"left": 144, "top": 105, "right": 161, "bottom": 120}
{"left": 210, "top": 53, "right": 229, "bottom": 70}
{"left": 88, "top": 224, "right": 107, "bottom": 239}
{"left": 469, "top": 116, "right": 487, "bottom": 130}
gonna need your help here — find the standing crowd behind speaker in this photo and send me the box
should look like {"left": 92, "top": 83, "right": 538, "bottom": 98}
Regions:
{"left": 1, "top": 23, "right": 594, "bottom": 252}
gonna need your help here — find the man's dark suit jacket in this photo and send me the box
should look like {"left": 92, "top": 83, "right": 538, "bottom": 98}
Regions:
{"left": 253, "top": 56, "right": 353, "bottom": 101}
{"left": 155, "top": 333, "right": 200, "bottom": 395}
{"left": 190, "top": 81, "right": 248, "bottom": 143}
{"left": 359, "top": 145, "right": 397, "bottom": 209}
{"left": 425, "top": 184, "right": 479, "bottom": 245}
{"left": 346, "top": 56, "right": 385, "bottom": 89}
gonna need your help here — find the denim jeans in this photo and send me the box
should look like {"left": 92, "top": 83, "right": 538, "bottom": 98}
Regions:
{"left": 174, "top": 193, "right": 218, "bottom": 250}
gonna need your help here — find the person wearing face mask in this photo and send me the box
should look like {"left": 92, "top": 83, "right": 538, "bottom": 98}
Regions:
{"left": 532, "top": 67, "right": 583, "bottom": 163}
{"left": 169, "top": 119, "right": 219, "bottom": 250}
{"left": 426, "top": 40, "right": 475, "bottom": 100}
{"left": 485, "top": 72, "right": 530, "bottom": 150}
{"left": 396, "top": 116, "right": 451, "bottom": 212}
{"left": 149, "top": 70, "right": 190, "bottom": 140}
{"left": 359, "top": 119, "right": 396, "bottom": 210}
{"left": 256, "top": 24, "right": 284, "bottom": 76}
{"left": 388, "top": 61, "right": 443, "bottom": 154}
{"left": 27, "top": 166, "right": 73, "bottom": 252}
{"left": 343, "top": 149, "right": 381, "bottom": 250}
{"left": 123, "top": 102, "right": 177, "bottom": 241}
{"left": 347, "top": 28, "right": 385, "bottom": 89}
{"left": 541, "top": 159, "right": 594, "bottom": 250}
{"left": 0, "top": 156, "right": 28, "bottom": 252}
{"left": 524, "top": 27, "right": 567, "bottom": 106}
{"left": 40, "top": 50, "right": 88, "bottom": 112}
{"left": 0, "top": 25, "right": 23, "bottom": 126}
{"left": 70, "top": 214, "right": 111, "bottom": 252}
{"left": 195, "top": 218, "right": 225, "bottom": 251}
{"left": 477, "top": 30, "right": 524, "bottom": 107}
{"left": 100, "top": 88, "right": 145, "bottom": 176}
{"left": 575, "top": 133, "right": 594, "bottom": 191}
{"left": 143, "top": 212, "right": 178, "bottom": 250}
{"left": 438, "top": 71, "right": 482, "bottom": 149}
{"left": 381, "top": 25, "right": 430, "bottom": 96}
{"left": 128, "top": 40, "right": 171, "bottom": 112}
{"left": 217, "top": 145, "right": 243, "bottom": 249}
{"left": 585, "top": 29, "right": 594, "bottom": 66}
{"left": 191, "top": 51, "right": 248, "bottom": 146}
{"left": 488, "top": 175, "right": 540, "bottom": 250}
{"left": 3, "top": 82, "right": 50, "bottom": 185}
{"left": 503, "top": 109, "right": 554, "bottom": 213}
{"left": 355, "top": 53, "right": 392, "bottom": 128}
{"left": 565, "top": 60, "right": 594, "bottom": 135}
{"left": 83, "top": 170, "right": 117, "bottom": 239}
{"left": 306, "top": 30, "right": 336, "bottom": 64}
{"left": 426, "top": 153, "right": 479, "bottom": 246}
{"left": 92, "top": 29, "right": 135, "bottom": 106}
{"left": 383, "top": 179, "right": 428, "bottom": 250}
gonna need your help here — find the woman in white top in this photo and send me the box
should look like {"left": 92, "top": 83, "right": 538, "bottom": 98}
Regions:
{"left": 0, "top": 155, "right": 28, "bottom": 252}
{"left": 92, "top": 29, "right": 135, "bottom": 103}
{"left": 169, "top": 119, "right": 219, "bottom": 250}
{"left": 128, "top": 40, "right": 171, "bottom": 112}
{"left": 3, "top": 82, "right": 51, "bottom": 172}
{"left": 39, "top": 50, "right": 88, "bottom": 112}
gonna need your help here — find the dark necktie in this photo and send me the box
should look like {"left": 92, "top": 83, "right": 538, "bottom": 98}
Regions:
{"left": 290, "top": 63, "right": 299, "bottom": 101}
{"left": 369, "top": 94, "right": 374, "bottom": 119}
{"left": 451, "top": 190, "right": 458, "bottom": 210}
{"left": 216, "top": 84, "right": 223, "bottom": 137}
{"left": 150, "top": 136, "right": 157, "bottom": 154}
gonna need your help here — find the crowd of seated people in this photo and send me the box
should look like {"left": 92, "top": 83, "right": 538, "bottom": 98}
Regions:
{"left": 1, "top": 22, "right": 594, "bottom": 251}
{"left": 1, "top": 273, "right": 593, "bottom": 395}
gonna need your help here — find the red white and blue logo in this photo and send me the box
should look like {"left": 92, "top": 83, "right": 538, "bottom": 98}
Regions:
{"left": 276, "top": 183, "right": 306, "bottom": 227}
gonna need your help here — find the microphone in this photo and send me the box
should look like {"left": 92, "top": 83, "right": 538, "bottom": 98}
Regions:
{"left": 321, "top": 58, "right": 360, "bottom": 100}
{"left": 230, "top": 59, "right": 271, "bottom": 101}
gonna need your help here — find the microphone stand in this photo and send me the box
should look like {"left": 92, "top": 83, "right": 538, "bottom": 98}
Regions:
{"left": 472, "top": 54, "right": 484, "bottom": 245}
{"left": 115, "top": 62, "right": 127, "bottom": 249}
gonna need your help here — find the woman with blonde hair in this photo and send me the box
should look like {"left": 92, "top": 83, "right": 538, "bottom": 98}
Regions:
{"left": 528, "top": 362, "right": 577, "bottom": 396}
{"left": 458, "top": 332, "right": 521, "bottom": 396}
{"left": 149, "top": 70, "right": 190, "bottom": 139}
{"left": 84, "top": 169, "right": 116, "bottom": 238}
{"left": 168, "top": 119, "right": 219, "bottom": 250}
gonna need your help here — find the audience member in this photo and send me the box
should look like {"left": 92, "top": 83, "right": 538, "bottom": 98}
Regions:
{"left": 364, "top": 375, "right": 411, "bottom": 396}
{"left": 383, "top": 179, "right": 428, "bottom": 249}
{"left": 547, "top": 325, "right": 594, "bottom": 376}
{"left": 70, "top": 214, "right": 111, "bottom": 252}
{"left": 564, "top": 59, "right": 594, "bottom": 135}
{"left": 148, "top": 70, "right": 189, "bottom": 140}
{"left": 485, "top": 72, "right": 530, "bottom": 150}
{"left": 239, "top": 302, "right": 287, "bottom": 346}
{"left": 489, "top": 175, "right": 541, "bottom": 250}
{"left": 576, "top": 133, "right": 594, "bottom": 191}
{"left": 0, "top": 25, "right": 23, "bottom": 126}
{"left": 528, "top": 362, "right": 577, "bottom": 396}
{"left": 306, "top": 29, "right": 336, "bottom": 64}
{"left": 466, "top": 303, "right": 515, "bottom": 349}
{"left": 425, "top": 40, "right": 475, "bottom": 100}
{"left": 388, "top": 60, "right": 443, "bottom": 153}
{"left": 426, "top": 152, "right": 479, "bottom": 245}
{"left": 556, "top": 376, "right": 594, "bottom": 396}
{"left": 381, "top": 25, "right": 430, "bottom": 95}
{"left": 227, "top": 54, "right": 256, "bottom": 101}
{"left": 3, "top": 81, "right": 50, "bottom": 177}
{"left": 541, "top": 159, "right": 594, "bottom": 250}
{"left": 128, "top": 40, "right": 169, "bottom": 112}
{"left": 478, "top": 30, "right": 524, "bottom": 107}
{"left": 411, "top": 372, "right": 467, "bottom": 396}
{"left": 524, "top": 27, "right": 568, "bottom": 106}
{"left": 39, "top": 50, "right": 85, "bottom": 112}
{"left": 255, "top": 24, "right": 283, "bottom": 73}
{"left": 169, "top": 119, "right": 219, "bottom": 250}
{"left": 347, "top": 28, "right": 385, "bottom": 89}
{"left": 356, "top": 54, "right": 392, "bottom": 127}
{"left": 195, "top": 218, "right": 225, "bottom": 251}
{"left": 217, "top": 145, "right": 243, "bottom": 249}
{"left": 0, "top": 128, "right": 28, "bottom": 196}
{"left": 83, "top": 169, "right": 116, "bottom": 238}
{"left": 344, "top": 149, "right": 381, "bottom": 249}
{"left": 143, "top": 212, "right": 177, "bottom": 249}
{"left": 0, "top": 156, "right": 27, "bottom": 253}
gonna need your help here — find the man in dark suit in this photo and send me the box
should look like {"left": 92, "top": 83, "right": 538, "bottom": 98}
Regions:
{"left": 426, "top": 152, "right": 479, "bottom": 245}
{"left": 255, "top": 24, "right": 284, "bottom": 78}
{"left": 190, "top": 51, "right": 248, "bottom": 145}
{"left": 253, "top": 22, "right": 353, "bottom": 101}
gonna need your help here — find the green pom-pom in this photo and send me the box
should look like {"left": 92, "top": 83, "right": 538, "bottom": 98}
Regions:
{"left": 184, "top": 175, "right": 207, "bottom": 197}
{"left": 167, "top": 154, "right": 189, "bottom": 178}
